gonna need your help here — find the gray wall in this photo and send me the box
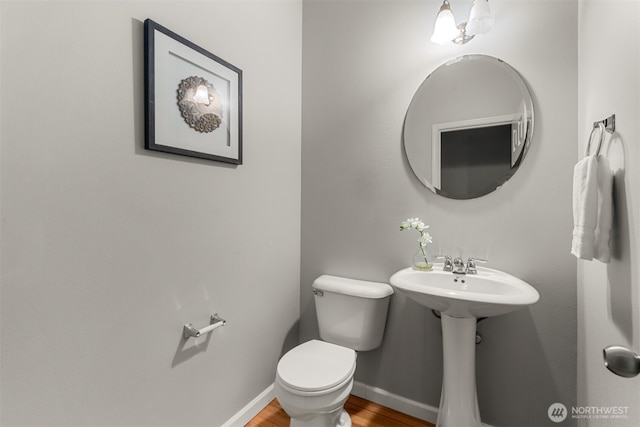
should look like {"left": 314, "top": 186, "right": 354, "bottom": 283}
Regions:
{"left": 577, "top": 1, "right": 640, "bottom": 425}
{"left": 301, "top": 1, "right": 578, "bottom": 426}
{"left": 0, "top": 1, "right": 301, "bottom": 426}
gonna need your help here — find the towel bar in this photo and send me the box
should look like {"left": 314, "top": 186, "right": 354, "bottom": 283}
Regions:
{"left": 586, "top": 114, "right": 615, "bottom": 157}
{"left": 593, "top": 114, "right": 615, "bottom": 133}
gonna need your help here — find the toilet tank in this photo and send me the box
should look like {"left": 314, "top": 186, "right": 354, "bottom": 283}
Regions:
{"left": 313, "top": 275, "right": 394, "bottom": 351}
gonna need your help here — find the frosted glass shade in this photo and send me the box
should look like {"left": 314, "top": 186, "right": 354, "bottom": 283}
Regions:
{"left": 466, "top": 0, "right": 494, "bottom": 36}
{"left": 430, "top": 1, "right": 459, "bottom": 45}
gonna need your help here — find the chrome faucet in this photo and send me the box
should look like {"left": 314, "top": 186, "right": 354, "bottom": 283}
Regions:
{"left": 452, "top": 257, "right": 466, "bottom": 274}
{"left": 436, "top": 256, "right": 487, "bottom": 274}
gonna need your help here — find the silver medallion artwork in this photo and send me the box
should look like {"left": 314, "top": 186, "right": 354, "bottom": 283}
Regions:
{"left": 177, "top": 76, "right": 223, "bottom": 133}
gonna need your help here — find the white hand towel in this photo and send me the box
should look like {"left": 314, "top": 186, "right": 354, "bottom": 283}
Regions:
{"left": 594, "top": 156, "right": 613, "bottom": 263}
{"left": 571, "top": 155, "right": 599, "bottom": 260}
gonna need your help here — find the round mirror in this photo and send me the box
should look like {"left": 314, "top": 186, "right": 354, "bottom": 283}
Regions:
{"left": 404, "top": 55, "right": 534, "bottom": 199}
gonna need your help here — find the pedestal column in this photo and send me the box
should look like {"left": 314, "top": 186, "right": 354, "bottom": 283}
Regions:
{"left": 436, "top": 314, "right": 481, "bottom": 427}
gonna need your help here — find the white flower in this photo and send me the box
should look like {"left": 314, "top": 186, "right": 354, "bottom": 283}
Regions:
{"left": 416, "top": 222, "right": 429, "bottom": 232}
{"left": 400, "top": 218, "right": 433, "bottom": 244}
{"left": 418, "top": 233, "right": 433, "bottom": 246}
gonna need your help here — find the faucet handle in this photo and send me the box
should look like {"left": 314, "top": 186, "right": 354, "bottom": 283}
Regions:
{"left": 466, "top": 258, "right": 487, "bottom": 274}
{"left": 435, "top": 255, "right": 453, "bottom": 271}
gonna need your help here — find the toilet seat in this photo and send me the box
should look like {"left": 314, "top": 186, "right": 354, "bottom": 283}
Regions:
{"left": 277, "top": 340, "right": 356, "bottom": 393}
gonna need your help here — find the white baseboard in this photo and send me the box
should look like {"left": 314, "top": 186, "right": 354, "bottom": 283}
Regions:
{"left": 221, "top": 383, "right": 275, "bottom": 427}
{"left": 221, "top": 381, "right": 436, "bottom": 427}
{"left": 351, "top": 381, "right": 439, "bottom": 424}
{"left": 222, "top": 381, "right": 492, "bottom": 427}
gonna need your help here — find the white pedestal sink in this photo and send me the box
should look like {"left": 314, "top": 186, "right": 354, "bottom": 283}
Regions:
{"left": 390, "top": 265, "right": 539, "bottom": 427}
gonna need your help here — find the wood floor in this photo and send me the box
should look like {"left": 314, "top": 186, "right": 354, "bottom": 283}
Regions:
{"left": 246, "top": 395, "right": 435, "bottom": 427}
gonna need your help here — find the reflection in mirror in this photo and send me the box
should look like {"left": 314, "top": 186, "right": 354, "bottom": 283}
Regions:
{"left": 404, "top": 55, "right": 534, "bottom": 199}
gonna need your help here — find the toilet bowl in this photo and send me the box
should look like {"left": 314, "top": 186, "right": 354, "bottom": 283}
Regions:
{"left": 275, "top": 340, "right": 355, "bottom": 427}
{"left": 275, "top": 275, "right": 393, "bottom": 427}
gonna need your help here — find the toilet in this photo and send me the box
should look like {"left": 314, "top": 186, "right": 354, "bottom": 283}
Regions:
{"left": 275, "top": 275, "right": 394, "bottom": 427}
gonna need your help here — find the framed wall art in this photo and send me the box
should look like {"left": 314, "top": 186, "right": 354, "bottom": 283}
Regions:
{"left": 144, "top": 19, "right": 243, "bottom": 164}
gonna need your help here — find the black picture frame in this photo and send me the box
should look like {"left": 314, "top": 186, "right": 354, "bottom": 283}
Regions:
{"left": 144, "top": 19, "right": 243, "bottom": 164}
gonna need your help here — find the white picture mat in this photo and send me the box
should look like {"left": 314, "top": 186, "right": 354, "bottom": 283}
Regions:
{"left": 153, "top": 29, "right": 239, "bottom": 159}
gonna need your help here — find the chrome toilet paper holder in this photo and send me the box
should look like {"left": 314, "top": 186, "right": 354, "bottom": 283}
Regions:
{"left": 183, "top": 314, "right": 226, "bottom": 339}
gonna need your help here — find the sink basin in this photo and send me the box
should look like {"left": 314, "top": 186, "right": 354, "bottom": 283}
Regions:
{"left": 390, "top": 265, "right": 539, "bottom": 318}
{"left": 390, "top": 264, "right": 540, "bottom": 427}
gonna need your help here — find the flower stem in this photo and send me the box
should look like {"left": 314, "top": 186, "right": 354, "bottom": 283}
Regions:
{"left": 420, "top": 243, "right": 428, "bottom": 262}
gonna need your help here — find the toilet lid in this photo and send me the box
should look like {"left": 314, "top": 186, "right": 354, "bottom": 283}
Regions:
{"left": 277, "top": 340, "right": 356, "bottom": 392}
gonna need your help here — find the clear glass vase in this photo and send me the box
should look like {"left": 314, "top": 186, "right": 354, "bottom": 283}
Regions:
{"left": 413, "top": 244, "right": 434, "bottom": 271}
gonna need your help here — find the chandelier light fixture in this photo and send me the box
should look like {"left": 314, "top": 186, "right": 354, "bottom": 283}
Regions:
{"left": 430, "top": 0, "right": 494, "bottom": 45}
